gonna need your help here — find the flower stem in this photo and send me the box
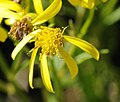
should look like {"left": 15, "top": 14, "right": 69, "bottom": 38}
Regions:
{"left": 11, "top": 46, "right": 30, "bottom": 74}
{"left": 50, "top": 59, "right": 64, "bottom": 102}
{"left": 0, "top": 50, "right": 10, "bottom": 80}
{"left": 69, "top": 9, "right": 95, "bottom": 56}
{"left": 75, "top": 7, "right": 85, "bottom": 34}
{"left": 78, "top": 9, "right": 95, "bottom": 38}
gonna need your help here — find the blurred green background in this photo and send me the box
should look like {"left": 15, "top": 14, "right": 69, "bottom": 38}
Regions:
{"left": 0, "top": 0, "right": 120, "bottom": 102}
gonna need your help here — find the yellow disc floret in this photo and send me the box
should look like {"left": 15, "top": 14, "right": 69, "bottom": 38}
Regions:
{"left": 35, "top": 26, "right": 63, "bottom": 55}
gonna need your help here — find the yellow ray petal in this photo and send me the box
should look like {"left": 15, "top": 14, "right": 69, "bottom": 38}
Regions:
{"left": 11, "top": 29, "right": 40, "bottom": 60}
{"left": 68, "top": 0, "right": 81, "bottom": 7}
{"left": 59, "top": 47, "right": 78, "bottom": 79}
{"left": 0, "top": 9, "right": 21, "bottom": 19}
{"left": 40, "top": 54, "right": 54, "bottom": 93}
{"left": 29, "top": 48, "right": 39, "bottom": 89}
{"left": 68, "top": 0, "right": 95, "bottom": 9}
{"left": 64, "top": 35, "right": 99, "bottom": 60}
{"left": 5, "top": 18, "right": 16, "bottom": 25}
{"left": 0, "top": 18, "right": 2, "bottom": 23}
{"left": 0, "top": 1, "right": 22, "bottom": 12}
{"left": 11, "top": 35, "right": 34, "bottom": 60}
{"left": 81, "top": 0, "right": 95, "bottom": 9}
{"left": 33, "top": 0, "right": 43, "bottom": 14}
{"left": 32, "top": 0, "right": 62, "bottom": 25}
{"left": 0, "top": 27, "right": 8, "bottom": 42}
{"left": 24, "top": 13, "right": 37, "bottom": 20}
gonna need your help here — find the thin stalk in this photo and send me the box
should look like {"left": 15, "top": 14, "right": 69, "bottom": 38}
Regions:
{"left": 50, "top": 59, "right": 64, "bottom": 102}
{"left": 78, "top": 8, "right": 95, "bottom": 38}
{"left": 11, "top": 46, "right": 30, "bottom": 75}
{"left": 75, "top": 7, "right": 85, "bottom": 34}
{"left": 0, "top": 80, "right": 8, "bottom": 93}
{"left": 0, "top": 50, "right": 10, "bottom": 80}
{"left": 69, "top": 9, "right": 95, "bottom": 56}
{"left": 12, "top": 82, "right": 31, "bottom": 102}
{"left": 11, "top": 50, "right": 23, "bottom": 74}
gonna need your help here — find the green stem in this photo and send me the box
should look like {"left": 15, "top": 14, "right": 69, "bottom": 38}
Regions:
{"left": 69, "top": 9, "right": 95, "bottom": 56}
{"left": 11, "top": 46, "right": 30, "bottom": 75}
{"left": 12, "top": 82, "right": 31, "bottom": 102}
{"left": 50, "top": 59, "right": 64, "bottom": 102}
{"left": 0, "top": 80, "right": 30, "bottom": 102}
{"left": 75, "top": 7, "right": 85, "bottom": 34}
{"left": 0, "top": 50, "right": 10, "bottom": 80}
{"left": 11, "top": 50, "right": 23, "bottom": 74}
{"left": 78, "top": 9, "right": 95, "bottom": 38}
{"left": 0, "top": 80, "right": 8, "bottom": 93}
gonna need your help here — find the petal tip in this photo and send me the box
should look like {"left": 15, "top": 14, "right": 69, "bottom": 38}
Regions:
{"left": 49, "top": 89, "right": 55, "bottom": 93}
{"left": 96, "top": 55, "right": 100, "bottom": 61}
{"left": 11, "top": 53, "right": 15, "bottom": 60}
{"left": 30, "top": 86, "right": 34, "bottom": 89}
{"left": 71, "top": 70, "right": 78, "bottom": 79}
{"left": 94, "top": 50, "right": 100, "bottom": 61}
{"left": 29, "top": 82, "right": 34, "bottom": 89}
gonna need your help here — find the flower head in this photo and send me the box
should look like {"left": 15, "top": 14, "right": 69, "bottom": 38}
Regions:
{"left": 8, "top": 17, "right": 33, "bottom": 40}
{"left": 11, "top": 26, "right": 99, "bottom": 93}
{"left": 68, "top": 0, "right": 95, "bottom": 9}
{"left": 0, "top": 0, "right": 62, "bottom": 40}
{"left": 35, "top": 26, "right": 63, "bottom": 55}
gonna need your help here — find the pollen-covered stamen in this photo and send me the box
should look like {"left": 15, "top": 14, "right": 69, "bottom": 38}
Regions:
{"left": 35, "top": 26, "right": 63, "bottom": 55}
{"left": 8, "top": 17, "right": 33, "bottom": 40}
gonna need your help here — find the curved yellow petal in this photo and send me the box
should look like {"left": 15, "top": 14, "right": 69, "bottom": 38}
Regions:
{"left": 59, "top": 47, "right": 78, "bottom": 79}
{"left": 33, "top": 0, "right": 43, "bottom": 14}
{"left": 0, "top": 27, "right": 8, "bottom": 42}
{"left": 32, "top": 0, "right": 62, "bottom": 25}
{"left": 24, "top": 13, "right": 37, "bottom": 20}
{"left": 5, "top": 18, "right": 16, "bottom": 25}
{"left": 0, "top": 18, "right": 2, "bottom": 23}
{"left": 68, "top": 0, "right": 95, "bottom": 9}
{"left": 11, "top": 29, "right": 41, "bottom": 60}
{"left": 0, "top": 9, "right": 21, "bottom": 19}
{"left": 64, "top": 35, "right": 99, "bottom": 60}
{"left": 29, "top": 48, "right": 38, "bottom": 89}
{"left": 80, "top": 0, "right": 95, "bottom": 9}
{"left": 11, "top": 35, "right": 34, "bottom": 60}
{"left": 40, "top": 54, "right": 54, "bottom": 93}
{"left": 0, "top": 1, "right": 22, "bottom": 12}
{"left": 68, "top": 0, "right": 81, "bottom": 6}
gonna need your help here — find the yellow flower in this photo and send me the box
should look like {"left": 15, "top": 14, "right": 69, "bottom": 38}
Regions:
{"left": 0, "top": 26, "right": 8, "bottom": 42}
{"left": 0, "top": 0, "right": 22, "bottom": 42}
{"left": 11, "top": 26, "right": 99, "bottom": 93}
{"left": 68, "top": 0, "right": 95, "bottom": 9}
{"left": 0, "top": 0, "right": 62, "bottom": 40}
{"left": 0, "top": 17, "right": 7, "bottom": 42}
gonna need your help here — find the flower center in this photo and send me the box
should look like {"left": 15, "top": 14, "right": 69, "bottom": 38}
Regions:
{"left": 35, "top": 26, "right": 63, "bottom": 55}
{"left": 8, "top": 17, "right": 33, "bottom": 40}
